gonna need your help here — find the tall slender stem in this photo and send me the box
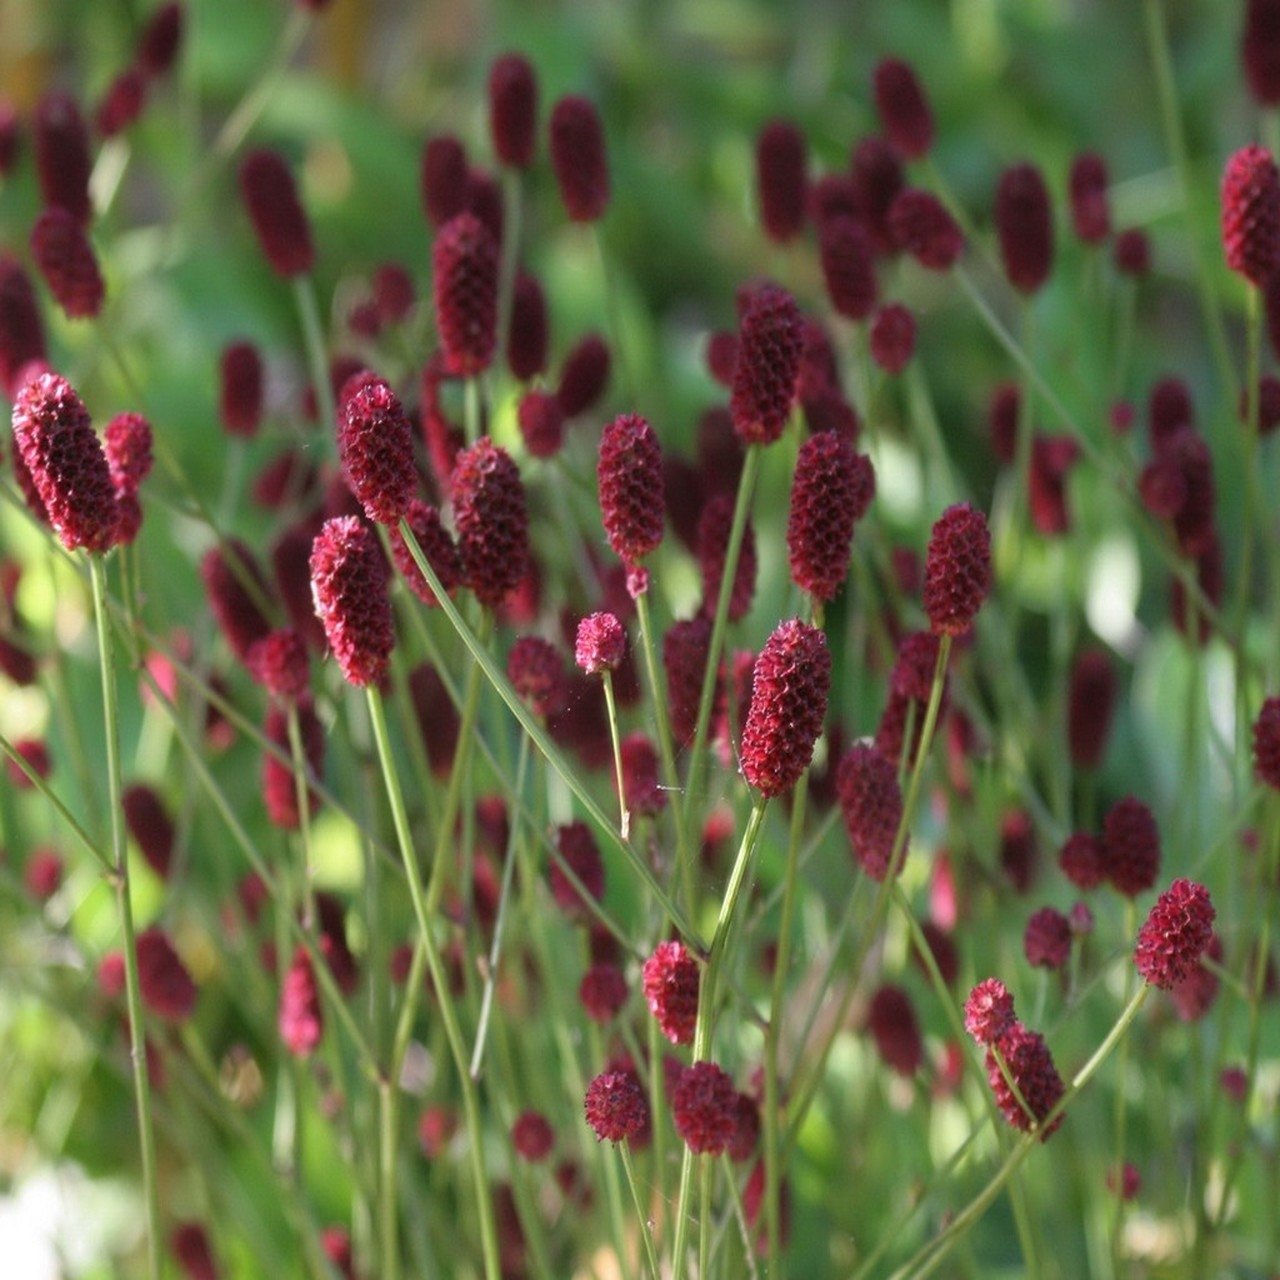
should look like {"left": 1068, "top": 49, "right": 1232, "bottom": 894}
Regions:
{"left": 294, "top": 275, "right": 336, "bottom": 440}
{"left": 601, "top": 670, "right": 631, "bottom": 839}
{"left": 90, "top": 556, "right": 162, "bottom": 1280}
{"left": 621, "top": 1141, "right": 662, "bottom": 1280}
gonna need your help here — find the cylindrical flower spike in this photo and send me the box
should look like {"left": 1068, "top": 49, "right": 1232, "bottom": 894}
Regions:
{"left": 31, "top": 206, "right": 104, "bottom": 319}
{"left": 755, "top": 120, "right": 808, "bottom": 243}
{"left": 279, "top": 946, "right": 323, "bottom": 1057}
{"left": 549, "top": 95, "right": 610, "bottom": 222}
{"left": 450, "top": 438, "right": 530, "bottom": 608}
{"left": 1222, "top": 144, "right": 1280, "bottom": 286}
{"left": 202, "top": 538, "right": 273, "bottom": 663}
{"left": 33, "top": 91, "right": 92, "bottom": 225}
{"left": 1245, "top": 0, "right": 1280, "bottom": 106}
{"left": 239, "top": 148, "right": 315, "bottom": 279}
{"left": 516, "top": 389, "right": 563, "bottom": 458}
{"left": 421, "top": 135, "right": 469, "bottom": 228}
{"left": 923, "top": 503, "right": 992, "bottom": 636}
{"left": 869, "top": 303, "right": 916, "bottom": 374}
{"left": 219, "top": 342, "right": 264, "bottom": 438}
{"left": 0, "top": 257, "right": 48, "bottom": 398}
{"left": 995, "top": 163, "right": 1054, "bottom": 294}
{"left": 819, "top": 215, "right": 878, "bottom": 320}
{"left": 730, "top": 282, "right": 803, "bottom": 445}
{"left": 872, "top": 57, "right": 934, "bottom": 159}
{"left": 1102, "top": 795, "right": 1161, "bottom": 898}
{"left": 739, "top": 619, "right": 830, "bottom": 797}
{"left": 1134, "top": 879, "right": 1216, "bottom": 989}
{"left": 433, "top": 212, "right": 498, "bottom": 377}
{"left": 1068, "top": 152, "right": 1110, "bottom": 244}
{"left": 697, "top": 493, "right": 756, "bottom": 622}
{"left": 787, "top": 432, "right": 874, "bottom": 602}
{"left": 337, "top": 375, "right": 416, "bottom": 524}
{"left": 643, "top": 940, "right": 699, "bottom": 1045}
{"left": 389, "top": 498, "right": 462, "bottom": 607}
{"left": 507, "top": 272, "right": 549, "bottom": 381}
{"left": 597, "top": 412, "right": 665, "bottom": 568}
{"left": 11, "top": 372, "right": 118, "bottom": 553}
{"left": 575, "top": 612, "right": 626, "bottom": 674}
{"left": 889, "top": 189, "right": 964, "bottom": 270}
{"left": 985, "top": 1022, "right": 1065, "bottom": 1139}
{"left": 138, "top": 3, "right": 184, "bottom": 77}
{"left": 836, "top": 742, "right": 905, "bottom": 881}
{"left": 488, "top": 54, "right": 538, "bottom": 169}
{"left": 850, "top": 136, "right": 905, "bottom": 254}
{"left": 1253, "top": 695, "right": 1280, "bottom": 787}
{"left": 507, "top": 636, "right": 567, "bottom": 717}
{"left": 558, "top": 332, "right": 611, "bottom": 417}
{"left": 1067, "top": 648, "right": 1116, "bottom": 769}
{"left": 122, "top": 784, "right": 175, "bottom": 880}
{"left": 309, "top": 516, "right": 394, "bottom": 687}
{"left": 964, "top": 978, "right": 1016, "bottom": 1046}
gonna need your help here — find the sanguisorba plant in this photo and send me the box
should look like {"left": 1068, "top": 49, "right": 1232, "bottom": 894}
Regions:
{"left": 1, "top": 2, "right": 1278, "bottom": 1278}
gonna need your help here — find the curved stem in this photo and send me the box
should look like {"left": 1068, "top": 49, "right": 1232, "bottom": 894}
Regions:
{"left": 621, "top": 1141, "right": 662, "bottom": 1280}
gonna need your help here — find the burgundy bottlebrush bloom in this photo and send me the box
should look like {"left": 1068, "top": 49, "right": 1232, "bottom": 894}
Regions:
{"left": 739, "top": 619, "right": 831, "bottom": 798}
{"left": 850, "top": 136, "right": 905, "bottom": 255}
{"left": 136, "top": 927, "right": 198, "bottom": 1022}
{"left": 24, "top": 847, "right": 63, "bottom": 901}
{"left": 923, "top": 503, "right": 992, "bottom": 636}
{"left": 515, "top": 389, "right": 562, "bottom": 459}
{"left": 279, "top": 946, "right": 323, "bottom": 1057}
{"left": 579, "top": 963, "right": 628, "bottom": 1023}
{"left": 836, "top": 742, "right": 906, "bottom": 881}
{"left": 219, "top": 342, "right": 264, "bottom": 438}
{"left": 464, "top": 166, "right": 504, "bottom": 245}
{"left": 371, "top": 262, "right": 414, "bottom": 325}
{"left": 988, "top": 382, "right": 1020, "bottom": 464}
{"left": 1103, "top": 795, "right": 1161, "bottom": 898}
{"left": 706, "top": 330, "right": 738, "bottom": 386}
{"left": 309, "top": 516, "right": 394, "bottom": 687}
{"left": 1148, "top": 375, "right": 1195, "bottom": 448}
{"left": 421, "top": 134, "right": 469, "bottom": 228}
{"left": 30, "top": 206, "right": 104, "bottom": 319}
{"left": 597, "top": 412, "right": 665, "bottom": 568}
{"left": 891, "top": 631, "right": 943, "bottom": 704}
{"left": 873, "top": 58, "right": 934, "bottom": 160}
{"left": 1169, "top": 931, "right": 1223, "bottom": 1022}
{"left": 729, "top": 282, "right": 803, "bottom": 445}
{"left": 1114, "top": 229, "right": 1151, "bottom": 277}
{"left": 809, "top": 173, "right": 859, "bottom": 229}
{"left": 787, "top": 431, "right": 874, "bottom": 602}
{"left": 1222, "top": 144, "right": 1280, "bottom": 286}
{"left": 103, "top": 412, "right": 153, "bottom": 494}
{"left": 1028, "top": 433, "right": 1080, "bottom": 536}
{"left": 995, "top": 163, "right": 1054, "bottom": 294}
{"left": 507, "top": 636, "right": 567, "bottom": 716}
{"left": 433, "top": 212, "right": 498, "bottom": 376}
{"left": 1067, "top": 648, "right": 1115, "bottom": 769}
{"left": 575, "top": 611, "right": 625, "bottom": 674}
{"left": 986, "top": 1022, "right": 1065, "bottom": 1139}
{"left": 585, "top": 1070, "right": 648, "bottom": 1143}
{"left": 451, "top": 438, "right": 529, "bottom": 608}
{"left": 549, "top": 821, "right": 605, "bottom": 917}
{"left": 389, "top": 498, "right": 462, "bottom": 607}
{"left": 619, "top": 731, "right": 665, "bottom": 816}
{"left": 867, "top": 983, "right": 923, "bottom": 1076}
{"left": 122, "top": 783, "right": 175, "bottom": 879}
{"left": 505, "top": 272, "right": 548, "bottom": 382}
{"left": 247, "top": 627, "right": 310, "bottom": 701}
{"left": 171, "top": 1222, "right": 217, "bottom": 1280}
{"left": 755, "top": 119, "right": 808, "bottom": 242}
{"left": 201, "top": 538, "right": 272, "bottom": 663}
{"left": 239, "top": 149, "right": 314, "bottom": 278}
{"left": 1134, "top": 879, "right": 1216, "bottom": 990}
{"left": 1245, "top": 0, "right": 1280, "bottom": 105}
{"left": 34, "top": 92, "right": 92, "bottom": 225}
{"left": 869, "top": 303, "right": 916, "bottom": 374}
{"left": 272, "top": 523, "right": 327, "bottom": 651}
{"left": 889, "top": 189, "right": 964, "bottom": 269}
{"left": 95, "top": 68, "right": 147, "bottom": 138}
{"left": 1024, "top": 907, "right": 1072, "bottom": 969}
{"left": 643, "top": 940, "right": 699, "bottom": 1045}
{"left": 337, "top": 375, "right": 415, "bottom": 524}
{"left": 12, "top": 372, "right": 118, "bottom": 553}
{"left": 262, "top": 698, "right": 323, "bottom": 828}
{"left": 964, "top": 978, "right": 1016, "bottom": 1045}
{"left": 138, "top": 4, "right": 184, "bottom": 77}
{"left": 818, "top": 214, "right": 878, "bottom": 320}
{"left": 698, "top": 494, "right": 757, "bottom": 622}
{"left": 672, "top": 1062, "right": 738, "bottom": 1155}
{"left": 1253, "top": 695, "right": 1280, "bottom": 787}
{"left": 0, "top": 257, "right": 47, "bottom": 398}
{"left": 557, "top": 332, "right": 611, "bottom": 417}
{"left": 1059, "top": 831, "right": 1106, "bottom": 891}
{"left": 408, "top": 662, "right": 459, "bottom": 778}
{"left": 1000, "top": 809, "right": 1038, "bottom": 894}
{"left": 1069, "top": 152, "right": 1110, "bottom": 243}
{"left": 512, "top": 1111, "right": 554, "bottom": 1162}
{"left": 664, "top": 615, "right": 714, "bottom": 747}
{"left": 488, "top": 53, "right": 538, "bottom": 169}
{"left": 549, "top": 95, "right": 609, "bottom": 222}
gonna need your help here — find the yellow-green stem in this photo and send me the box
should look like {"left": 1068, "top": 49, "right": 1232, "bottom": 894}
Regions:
{"left": 601, "top": 669, "right": 631, "bottom": 839}
{"left": 621, "top": 1141, "right": 662, "bottom": 1280}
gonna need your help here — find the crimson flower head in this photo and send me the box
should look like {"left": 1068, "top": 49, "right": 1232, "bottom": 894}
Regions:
{"left": 309, "top": 516, "right": 394, "bottom": 687}
{"left": 698, "top": 494, "right": 756, "bottom": 622}
{"left": 1134, "top": 878, "right": 1216, "bottom": 989}
{"left": 558, "top": 333, "right": 611, "bottom": 417}
{"left": 575, "top": 611, "right": 626, "bottom": 674}
{"left": 1222, "top": 144, "right": 1280, "bottom": 286}
{"left": 819, "top": 215, "right": 878, "bottom": 320}
{"left": 337, "top": 375, "right": 415, "bottom": 524}
{"left": 96, "top": 68, "right": 148, "bottom": 139}
{"left": 239, "top": 149, "right": 314, "bottom": 278}
{"left": 31, "top": 206, "right": 104, "bottom": 320}
{"left": 1114, "top": 229, "right": 1151, "bottom": 277}
{"left": 923, "top": 503, "right": 992, "bottom": 636}
{"left": 488, "top": 54, "right": 538, "bottom": 169}
{"left": 138, "top": 4, "right": 184, "bottom": 78}
{"left": 136, "top": 926, "right": 198, "bottom": 1022}
{"left": 1254, "top": 695, "right": 1280, "bottom": 787}
{"left": 1102, "top": 795, "right": 1161, "bottom": 898}
{"left": 597, "top": 412, "right": 665, "bottom": 568}
{"left": 1069, "top": 152, "right": 1110, "bottom": 243}
{"left": 873, "top": 57, "right": 934, "bottom": 159}
{"left": 1067, "top": 648, "right": 1116, "bottom": 769}
{"left": 279, "top": 946, "right": 323, "bottom": 1057}
{"left": 1024, "top": 907, "right": 1072, "bottom": 969}
{"left": 664, "top": 616, "right": 714, "bottom": 747}
{"left": 202, "top": 538, "right": 272, "bottom": 664}
{"left": 451, "top": 438, "right": 529, "bottom": 608}
{"left": 579, "top": 963, "right": 628, "bottom": 1023}
{"left": 421, "top": 135, "right": 469, "bottom": 228}
{"left": 730, "top": 282, "right": 803, "bottom": 445}
{"left": 548, "top": 821, "right": 604, "bottom": 917}
{"left": 739, "top": 619, "right": 830, "bottom": 797}
{"left": 850, "top": 136, "right": 905, "bottom": 254}
{"left": 986, "top": 1022, "right": 1065, "bottom": 1139}
{"left": 1059, "top": 831, "right": 1106, "bottom": 891}
{"left": 34, "top": 92, "right": 92, "bottom": 225}
{"left": 507, "top": 271, "right": 548, "bottom": 381}
{"left": 517, "top": 389, "right": 563, "bottom": 458}
{"left": 122, "top": 783, "right": 175, "bottom": 880}
{"left": 433, "top": 212, "right": 498, "bottom": 376}
{"left": 247, "top": 627, "right": 310, "bottom": 701}
{"left": 12, "top": 372, "right": 118, "bottom": 553}
{"left": 787, "top": 432, "right": 874, "bottom": 602}
{"left": 643, "top": 940, "right": 699, "bottom": 1045}
{"left": 512, "top": 1111, "right": 554, "bottom": 1162}
{"left": 1245, "top": 0, "right": 1280, "bottom": 105}
{"left": 995, "top": 163, "right": 1054, "bottom": 294}
{"left": 219, "top": 342, "right": 264, "bottom": 438}
{"left": 0, "top": 257, "right": 47, "bottom": 398}
{"left": 672, "top": 1062, "right": 738, "bottom": 1155}
{"left": 889, "top": 189, "right": 964, "bottom": 270}
{"left": 755, "top": 120, "right": 808, "bottom": 243}
{"left": 507, "top": 636, "right": 567, "bottom": 717}
{"left": 389, "top": 498, "right": 462, "bottom": 607}
{"left": 170, "top": 1222, "right": 217, "bottom": 1280}
{"left": 103, "top": 411, "right": 153, "bottom": 545}
{"left": 867, "top": 983, "right": 923, "bottom": 1076}
{"left": 620, "top": 732, "right": 665, "bottom": 815}
{"left": 836, "top": 742, "right": 905, "bottom": 881}
{"left": 549, "top": 95, "right": 610, "bottom": 222}
{"left": 585, "top": 1070, "right": 648, "bottom": 1143}
{"left": 869, "top": 303, "right": 916, "bottom": 374}
{"left": 964, "top": 978, "right": 1016, "bottom": 1045}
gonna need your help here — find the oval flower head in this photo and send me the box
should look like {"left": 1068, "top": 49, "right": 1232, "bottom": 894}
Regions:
{"left": 309, "top": 516, "right": 394, "bottom": 687}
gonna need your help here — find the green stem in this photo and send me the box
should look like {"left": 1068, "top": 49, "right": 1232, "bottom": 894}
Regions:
{"left": 286, "top": 704, "right": 319, "bottom": 931}
{"left": 601, "top": 670, "right": 631, "bottom": 839}
{"left": 698, "top": 1154, "right": 714, "bottom": 1280}
{"left": 365, "top": 685, "right": 501, "bottom": 1280}
{"left": 1235, "top": 283, "right": 1263, "bottom": 788}
{"left": 379, "top": 1082, "right": 398, "bottom": 1280}
{"left": 294, "top": 275, "right": 336, "bottom": 438}
{"left": 621, "top": 1141, "right": 662, "bottom": 1280}
{"left": 90, "top": 556, "right": 161, "bottom": 1280}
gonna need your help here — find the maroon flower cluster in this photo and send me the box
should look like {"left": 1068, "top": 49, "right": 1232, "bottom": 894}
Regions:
{"left": 279, "top": 947, "right": 323, "bottom": 1057}
{"left": 867, "top": 984, "right": 923, "bottom": 1077}
{"left": 584, "top": 1070, "right": 648, "bottom": 1143}
{"left": 963, "top": 978, "right": 1016, "bottom": 1045}
{"left": 872, "top": 58, "right": 934, "bottom": 159}
{"left": 488, "top": 53, "right": 538, "bottom": 169}
{"left": 122, "top": 783, "right": 176, "bottom": 880}
{"left": 756, "top": 120, "right": 808, "bottom": 243}
{"left": 643, "top": 940, "right": 700, "bottom": 1045}
{"left": 698, "top": 494, "right": 756, "bottom": 623}
{"left": 672, "top": 1061, "right": 738, "bottom": 1154}
{"left": 136, "top": 927, "right": 198, "bottom": 1022}
{"left": 309, "top": 516, "right": 394, "bottom": 688}
{"left": 730, "top": 283, "right": 803, "bottom": 445}
{"left": 1067, "top": 648, "right": 1116, "bottom": 769}
{"left": 433, "top": 212, "right": 499, "bottom": 376}
{"left": 1134, "top": 879, "right": 1216, "bottom": 990}
{"left": 994, "top": 163, "right": 1054, "bottom": 294}
{"left": 549, "top": 96, "right": 610, "bottom": 222}
{"left": 338, "top": 376, "right": 416, "bottom": 525}
{"left": 1253, "top": 695, "right": 1280, "bottom": 788}
{"left": 985, "top": 1022, "right": 1066, "bottom": 1140}
{"left": 1101, "top": 795, "right": 1161, "bottom": 898}
{"left": 201, "top": 538, "right": 272, "bottom": 664}
{"left": 219, "top": 342, "right": 264, "bottom": 438}
{"left": 597, "top": 413, "right": 665, "bottom": 569}
{"left": 836, "top": 742, "right": 905, "bottom": 881}
{"left": 548, "top": 821, "right": 605, "bottom": 917}
{"left": 889, "top": 189, "right": 964, "bottom": 270}
{"left": 390, "top": 499, "right": 463, "bottom": 608}
{"left": 923, "top": 503, "right": 992, "bottom": 636}
{"left": 507, "top": 636, "right": 567, "bottom": 716}
{"left": 30, "top": 206, "right": 104, "bottom": 319}
{"left": 819, "top": 216, "right": 878, "bottom": 320}
{"left": 239, "top": 149, "right": 314, "bottom": 279}
{"left": 787, "top": 431, "right": 874, "bottom": 602}
{"left": 1222, "top": 144, "right": 1280, "bottom": 286}
{"left": 575, "top": 611, "right": 626, "bottom": 674}
{"left": 451, "top": 438, "right": 529, "bottom": 608}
